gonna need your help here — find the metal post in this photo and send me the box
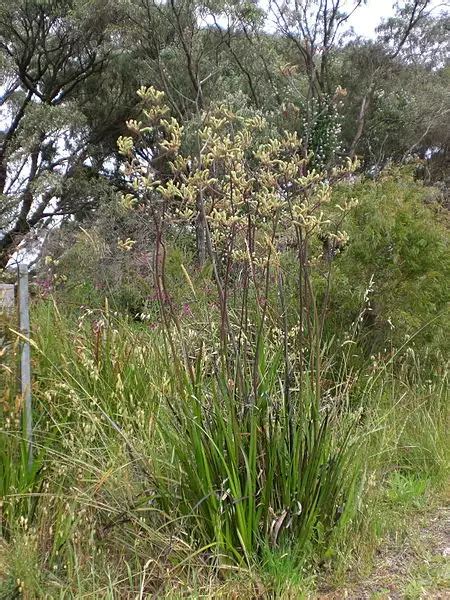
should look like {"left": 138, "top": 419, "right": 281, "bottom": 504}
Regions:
{"left": 18, "top": 264, "right": 32, "bottom": 467}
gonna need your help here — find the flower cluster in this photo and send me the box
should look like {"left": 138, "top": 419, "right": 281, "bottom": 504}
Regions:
{"left": 118, "top": 86, "right": 358, "bottom": 272}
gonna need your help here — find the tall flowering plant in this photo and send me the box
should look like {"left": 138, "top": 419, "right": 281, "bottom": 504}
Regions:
{"left": 118, "top": 86, "right": 358, "bottom": 384}
{"left": 115, "top": 88, "right": 362, "bottom": 563}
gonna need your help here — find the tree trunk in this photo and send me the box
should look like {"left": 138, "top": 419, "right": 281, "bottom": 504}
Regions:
{"left": 349, "top": 80, "right": 376, "bottom": 160}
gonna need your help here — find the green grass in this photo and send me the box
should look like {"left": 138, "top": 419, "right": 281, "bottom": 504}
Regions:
{"left": 0, "top": 300, "right": 448, "bottom": 598}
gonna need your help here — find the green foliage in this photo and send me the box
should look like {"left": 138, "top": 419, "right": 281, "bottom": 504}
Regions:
{"left": 1, "top": 2, "right": 449, "bottom": 596}
{"left": 0, "top": 301, "right": 447, "bottom": 597}
{"left": 0, "top": 0, "right": 137, "bottom": 267}
{"left": 0, "top": 312, "right": 43, "bottom": 543}
{"left": 40, "top": 201, "right": 155, "bottom": 314}
{"left": 2, "top": 0, "right": 449, "bottom": 267}
{"left": 323, "top": 167, "right": 449, "bottom": 359}
{"left": 154, "top": 343, "right": 360, "bottom": 566}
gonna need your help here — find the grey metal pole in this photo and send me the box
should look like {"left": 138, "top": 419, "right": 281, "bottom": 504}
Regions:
{"left": 18, "top": 264, "right": 32, "bottom": 467}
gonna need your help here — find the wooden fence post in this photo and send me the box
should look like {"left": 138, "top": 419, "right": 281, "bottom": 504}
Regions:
{"left": 18, "top": 264, "right": 33, "bottom": 467}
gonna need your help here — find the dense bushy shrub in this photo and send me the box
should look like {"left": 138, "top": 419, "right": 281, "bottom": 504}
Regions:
{"left": 324, "top": 167, "right": 449, "bottom": 359}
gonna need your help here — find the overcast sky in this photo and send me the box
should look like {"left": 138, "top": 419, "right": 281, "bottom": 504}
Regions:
{"left": 347, "top": 0, "right": 445, "bottom": 38}
{"left": 348, "top": 0, "right": 395, "bottom": 38}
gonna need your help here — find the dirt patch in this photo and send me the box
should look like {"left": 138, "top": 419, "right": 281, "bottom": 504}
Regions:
{"left": 319, "top": 505, "right": 450, "bottom": 599}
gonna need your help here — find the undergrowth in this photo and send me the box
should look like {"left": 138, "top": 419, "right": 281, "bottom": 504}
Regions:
{"left": 0, "top": 301, "right": 447, "bottom": 598}
{"left": 0, "top": 98, "right": 448, "bottom": 597}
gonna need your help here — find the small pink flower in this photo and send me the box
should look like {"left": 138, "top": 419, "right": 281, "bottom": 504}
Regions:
{"left": 182, "top": 303, "right": 193, "bottom": 317}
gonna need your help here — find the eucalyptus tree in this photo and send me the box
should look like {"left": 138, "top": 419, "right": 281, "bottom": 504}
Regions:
{"left": 340, "top": 1, "right": 449, "bottom": 165}
{"left": 122, "top": 0, "right": 284, "bottom": 118}
{"left": 0, "top": 0, "right": 138, "bottom": 268}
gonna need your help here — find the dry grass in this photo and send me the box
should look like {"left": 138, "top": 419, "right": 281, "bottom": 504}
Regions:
{"left": 318, "top": 489, "right": 450, "bottom": 600}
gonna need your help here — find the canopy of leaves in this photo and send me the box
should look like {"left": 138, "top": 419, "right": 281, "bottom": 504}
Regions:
{"left": 0, "top": 0, "right": 448, "bottom": 267}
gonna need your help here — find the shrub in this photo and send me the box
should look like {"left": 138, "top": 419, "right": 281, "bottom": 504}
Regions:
{"left": 321, "top": 166, "right": 449, "bottom": 361}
